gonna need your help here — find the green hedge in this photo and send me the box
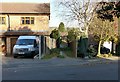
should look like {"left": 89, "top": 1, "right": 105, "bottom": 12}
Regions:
{"left": 116, "top": 42, "right": 120, "bottom": 56}
{"left": 77, "top": 36, "right": 88, "bottom": 58}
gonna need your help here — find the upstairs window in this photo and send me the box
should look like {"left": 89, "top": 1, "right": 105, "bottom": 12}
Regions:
{"left": 0, "top": 17, "right": 6, "bottom": 24}
{"left": 21, "top": 17, "right": 34, "bottom": 24}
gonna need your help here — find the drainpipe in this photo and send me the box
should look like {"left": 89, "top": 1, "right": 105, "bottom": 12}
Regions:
{"left": 7, "top": 14, "right": 10, "bottom": 31}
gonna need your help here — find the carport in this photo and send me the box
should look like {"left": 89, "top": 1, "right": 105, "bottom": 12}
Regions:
{"left": 1, "top": 31, "right": 55, "bottom": 57}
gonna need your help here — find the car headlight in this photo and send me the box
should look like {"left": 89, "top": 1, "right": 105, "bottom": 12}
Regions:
{"left": 29, "top": 48, "right": 34, "bottom": 51}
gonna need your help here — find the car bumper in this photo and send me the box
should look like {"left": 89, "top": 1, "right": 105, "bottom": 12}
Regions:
{"left": 13, "top": 51, "right": 36, "bottom": 57}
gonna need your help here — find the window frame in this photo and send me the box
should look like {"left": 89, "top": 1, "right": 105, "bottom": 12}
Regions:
{"left": 21, "top": 17, "right": 35, "bottom": 25}
{"left": 0, "top": 16, "right": 6, "bottom": 25}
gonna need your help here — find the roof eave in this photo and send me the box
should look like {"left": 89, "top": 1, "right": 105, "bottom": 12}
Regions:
{"left": 0, "top": 12, "right": 50, "bottom": 15}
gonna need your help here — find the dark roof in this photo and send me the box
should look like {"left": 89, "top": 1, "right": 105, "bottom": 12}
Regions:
{"left": 0, "top": 3, "right": 50, "bottom": 14}
{"left": 0, "top": 31, "right": 50, "bottom": 36}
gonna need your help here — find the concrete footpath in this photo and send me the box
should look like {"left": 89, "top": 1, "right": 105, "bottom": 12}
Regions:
{"left": 2, "top": 55, "right": 119, "bottom": 69}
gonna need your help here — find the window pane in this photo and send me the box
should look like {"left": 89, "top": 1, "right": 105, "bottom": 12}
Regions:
{"left": 31, "top": 17, "right": 34, "bottom": 20}
{"left": 2, "top": 17, "right": 5, "bottom": 24}
{"left": 21, "top": 17, "right": 24, "bottom": 24}
{"left": 26, "top": 17, "right": 30, "bottom": 20}
{"left": 0, "top": 17, "right": 5, "bottom": 24}
{"left": 26, "top": 20, "right": 30, "bottom": 24}
{"left": 31, "top": 17, "right": 34, "bottom": 24}
{"left": 21, "top": 17, "right": 24, "bottom": 19}
{"left": 22, "top": 20, "right": 25, "bottom": 24}
{"left": 31, "top": 20, "right": 34, "bottom": 24}
{"left": 26, "top": 17, "right": 30, "bottom": 24}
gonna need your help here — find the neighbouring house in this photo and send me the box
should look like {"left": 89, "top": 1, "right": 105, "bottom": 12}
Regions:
{"left": 0, "top": 3, "right": 56, "bottom": 57}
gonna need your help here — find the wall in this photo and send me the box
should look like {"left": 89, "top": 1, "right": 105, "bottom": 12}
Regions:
{"left": 44, "top": 36, "right": 56, "bottom": 54}
{"left": 0, "top": 14, "right": 49, "bottom": 32}
{"left": 0, "top": 15, "right": 8, "bottom": 32}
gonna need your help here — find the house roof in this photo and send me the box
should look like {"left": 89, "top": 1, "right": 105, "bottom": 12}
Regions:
{"left": 0, "top": 3, "right": 50, "bottom": 14}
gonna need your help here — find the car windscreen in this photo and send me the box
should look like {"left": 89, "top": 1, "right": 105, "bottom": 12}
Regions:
{"left": 16, "top": 39, "right": 35, "bottom": 45}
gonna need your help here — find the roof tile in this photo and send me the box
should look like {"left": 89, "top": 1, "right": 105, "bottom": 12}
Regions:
{"left": 0, "top": 3, "right": 50, "bottom": 14}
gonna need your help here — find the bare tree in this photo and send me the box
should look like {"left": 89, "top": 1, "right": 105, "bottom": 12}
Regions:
{"left": 59, "top": 0, "right": 99, "bottom": 37}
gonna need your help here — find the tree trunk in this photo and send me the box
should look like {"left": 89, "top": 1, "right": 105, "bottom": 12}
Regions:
{"left": 85, "top": 26, "right": 88, "bottom": 38}
{"left": 97, "top": 40, "right": 102, "bottom": 56}
{"left": 70, "top": 40, "right": 77, "bottom": 58}
{"left": 56, "top": 37, "right": 60, "bottom": 48}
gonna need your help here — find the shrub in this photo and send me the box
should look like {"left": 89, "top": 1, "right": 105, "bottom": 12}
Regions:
{"left": 57, "top": 55, "right": 65, "bottom": 58}
{"left": 50, "top": 48, "right": 60, "bottom": 54}
{"left": 58, "top": 22, "right": 65, "bottom": 32}
{"left": 42, "top": 47, "right": 74, "bottom": 59}
{"left": 42, "top": 53, "right": 59, "bottom": 59}
{"left": 50, "top": 29, "right": 60, "bottom": 40}
{"left": 87, "top": 45, "right": 97, "bottom": 58}
{"left": 42, "top": 48, "right": 66, "bottom": 59}
{"left": 77, "top": 36, "right": 89, "bottom": 58}
{"left": 60, "top": 47, "right": 73, "bottom": 57}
